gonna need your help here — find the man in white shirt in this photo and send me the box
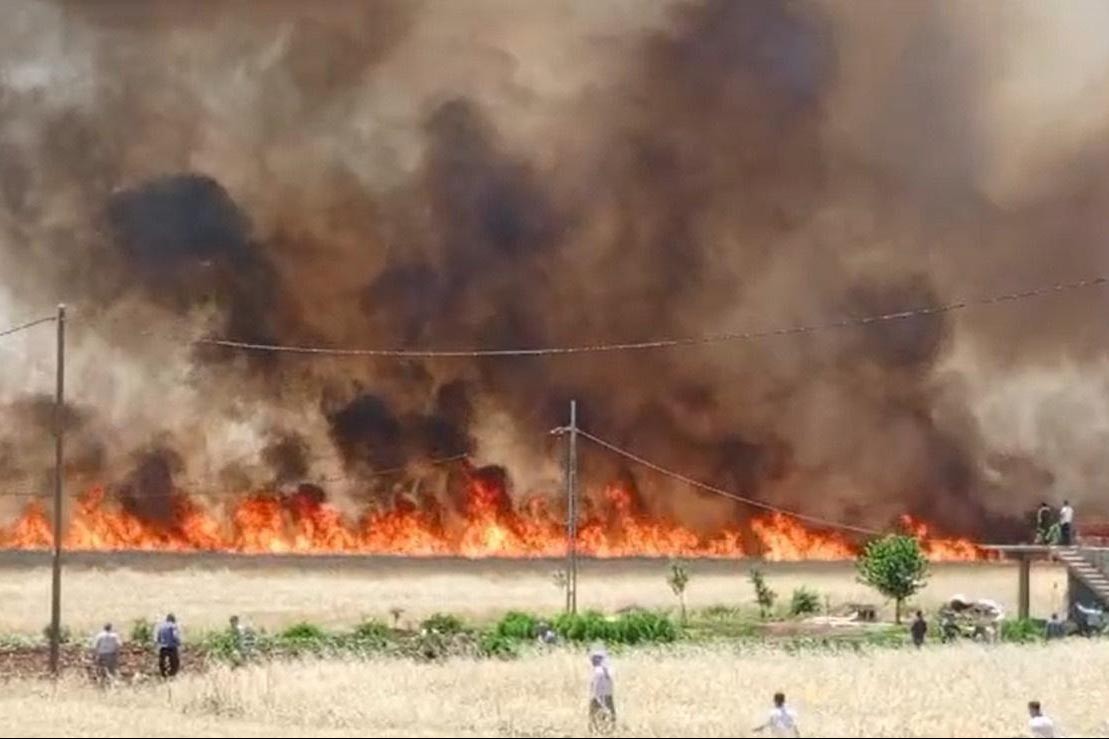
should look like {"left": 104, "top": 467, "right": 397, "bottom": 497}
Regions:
{"left": 1059, "top": 501, "right": 1075, "bottom": 546}
{"left": 90, "top": 623, "right": 122, "bottom": 682}
{"left": 754, "top": 692, "right": 800, "bottom": 737}
{"left": 1028, "top": 700, "right": 1055, "bottom": 737}
{"left": 588, "top": 646, "right": 615, "bottom": 735}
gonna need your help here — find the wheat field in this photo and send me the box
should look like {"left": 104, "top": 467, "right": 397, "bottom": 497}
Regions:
{"left": 0, "top": 560, "right": 1067, "bottom": 634}
{"left": 1, "top": 642, "right": 1105, "bottom": 737}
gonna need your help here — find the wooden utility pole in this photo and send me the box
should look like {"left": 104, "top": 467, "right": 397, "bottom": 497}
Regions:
{"left": 564, "top": 400, "right": 579, "bottom": 614}
{"left": 49, "top": 303, "right": 65, "bottom": 677}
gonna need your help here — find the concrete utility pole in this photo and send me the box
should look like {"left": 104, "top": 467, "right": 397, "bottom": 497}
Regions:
{"left": 49, "top": 303, "right": 65, "bottom": 676}
{"left": 564, "top": 400, "right": 579, "bottom": 614}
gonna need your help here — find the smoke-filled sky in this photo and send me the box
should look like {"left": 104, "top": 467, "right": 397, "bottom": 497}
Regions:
{"left": 1, "top": 0, "right": 1109, "bottom": 538}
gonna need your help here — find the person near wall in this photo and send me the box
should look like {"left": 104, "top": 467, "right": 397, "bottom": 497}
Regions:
{"left": 1059, "top": 500, "right": 1074, "bottom": 546}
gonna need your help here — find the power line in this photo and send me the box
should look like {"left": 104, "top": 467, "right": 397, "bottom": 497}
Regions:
{"left": 0, "top": 315, "right": 55, "bottom": 340}
{"left": 576, "top": 428, "right": 882, "bottom": 537}
{"left": 197, "top": 275, "right": 1108, "bottom": 358}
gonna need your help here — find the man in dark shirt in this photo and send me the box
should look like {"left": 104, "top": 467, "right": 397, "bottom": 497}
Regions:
{"left": 910, "top": 610, "right": 927, "bottom": 648}
{"left": 156, "top": 613, "right": 182, "bottom": 678}
{"left": 1045, "top": 613, "right": 1066, "bottom": 640}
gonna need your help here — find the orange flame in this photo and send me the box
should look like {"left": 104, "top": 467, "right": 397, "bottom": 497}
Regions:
{"left": 899, "top": 514, "right": 983, "bottom": 562}
{"left": 0, "top": 479, "right": 983, "bottom": 561}
{"left": 750, "top": 512, "right": 856, "bottom": 561}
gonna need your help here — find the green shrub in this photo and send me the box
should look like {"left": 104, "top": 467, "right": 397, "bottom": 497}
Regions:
{"left": 352, "top": 619, "right": 391, "bottom": 643}
{"left": 1000, "top": 618, "right": 1044, "bottom": 643}
{"left": 551, "top": 610, "right": 678, "bottom": 644}
{"left": 280, "top": 622, "right": 328, "bottom": 641}
{"left": 700, "top": 604, "right": 743, "bottom": 620}
{"left": 0, "top": 633, "right": 38, "bottom": 649}
{"left": 130, "top": 617, "right": 154, "bottom": 644}
{"left": 421, "top": 613, "right": 467, "bottom": 634}
{"left": 554, "top": 611, "right": 608, "bottom": 642}
{"left": 202, "top": 629, "right": 239, "bottom": 660}
{"left": 789, "top": 587, "right": 821, "bottom": 616}
{"left": 410, "top": 629, "right": 451, "bottom": 662}
{"left": 478, "top": 631, "right": 519, "bottom": 659}
{"left": 42, "top": 623, "right": 71, "bottom": 644}
{"left": 203, "top": 628, "right": 273, "bottom": 662}
{"left": 495, "top": 611, "right": 539, "bottom": 640}
{"left": 615, "top": 610, "right": 678, "bottom": 643}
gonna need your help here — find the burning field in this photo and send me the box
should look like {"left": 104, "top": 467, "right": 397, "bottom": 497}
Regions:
{"left": 0, "top": 467, "right": 980, "bottom": 561}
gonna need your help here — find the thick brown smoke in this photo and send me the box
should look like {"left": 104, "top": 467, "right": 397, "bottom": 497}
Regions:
{"left": 1, "top": 0, "right": 1108, "bottom": 540}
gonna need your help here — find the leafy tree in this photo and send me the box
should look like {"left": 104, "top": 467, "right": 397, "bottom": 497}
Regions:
{"left": 130, "top": 617, "right": 153, "bottom": 644}
{"left": 749, "top": 567, "right": 777, "bottom": 619}
{"left": 857, "top": 534, "right": 929, "bottom": 624}
{"left": 667, "top": 560, "right": 691, "bottom": 623}
{"left": 551, "top": 569, "right": 568, "bottom": 593}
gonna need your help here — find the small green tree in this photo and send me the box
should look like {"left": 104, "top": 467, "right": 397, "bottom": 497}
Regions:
{"left": 857, "top": 534, "right": 929, "bottom": 624}
{"left": 749, "top": 567, "right": 777, "bottom": 618}
{"left": 551, "top": 569, "right": 568, "bottom": 592}
{"left": 667, "top": 560, "right": 691, "bottom": 623}
{"left": 388, "top": 607, "right": 405, "bottom": 628}
{"left": 130, "top": 617, "right": 154, "bottom": 644}
{"left": 789, "top": 587, "right": 821, "bottom": 616}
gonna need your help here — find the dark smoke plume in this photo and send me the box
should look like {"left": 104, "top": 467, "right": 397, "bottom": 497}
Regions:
{"left": 1, "top": 0, "right": 1109, "bottom": 539}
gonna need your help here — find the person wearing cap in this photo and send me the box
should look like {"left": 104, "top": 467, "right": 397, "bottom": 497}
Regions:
{"left": 155, "top": 613, "right": 182, "bottom": 678}
{"left": 588, "top": 646, "right": 615, "bottom": 734}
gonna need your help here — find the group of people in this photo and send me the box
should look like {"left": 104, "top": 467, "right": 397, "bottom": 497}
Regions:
{"left": 589, "top": 647, "right": 1059, "bottom": 737}
{"left": 89, "top": 614, "right": 254, "bottom": 682}
{"left": 1034, "top": 499, "right": 1076, "bottom": 545}
{"left": 86, "top": 614, "right": 1055, "bottom": 736}
{"left": 587, "top": 646, "right": 799, "bottom": 736}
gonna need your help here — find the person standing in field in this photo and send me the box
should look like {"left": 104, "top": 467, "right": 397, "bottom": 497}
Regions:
{"left": 155, "top": 613, "right": 182, "bottom": 678}
{"left": 753, "top": 692, "right": 800, "bottom": 737}
{"left": 1059, "top": 500, "right": 1075, "bottom": 546}
{"left": 910, "top": 610, "right": 928, "bottom": 648}
{"left": 1027, "top": 700, "right": 1055, "bottom": 737}
{"left": 228, "top": 615, "right": 256, "bottom": 666}
{"left": 587, "top": 646, "right": 615, "bottom": 735}
{"left": 90, "top": 623, "right": 122, "bottom": 683}
{"left": 1035, "top": 502, "right": 1052, "bottom": 544}
{"left": 1045, "top": 613, "right": 1066, "bottom": 640}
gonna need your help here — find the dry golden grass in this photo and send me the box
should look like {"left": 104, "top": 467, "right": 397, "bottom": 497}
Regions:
{"left": 1, "top": 642, "right": 1105, "bottom": 737}
{"left": 0, "top": 561, "right": 1066, "bottom": 633}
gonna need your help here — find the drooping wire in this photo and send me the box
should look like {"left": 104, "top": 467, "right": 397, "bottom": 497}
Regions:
{"left": 197, "top": 276, "right": 1108, "bottom": 358}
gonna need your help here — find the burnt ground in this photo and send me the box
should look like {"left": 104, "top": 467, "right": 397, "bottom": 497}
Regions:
{"left": 0, "top": 643, "right": 206, "bottom": 681}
